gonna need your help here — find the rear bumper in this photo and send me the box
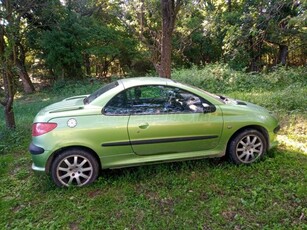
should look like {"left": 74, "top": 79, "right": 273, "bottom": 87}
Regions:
{"left": 29, "top": 142, "right": 50, "bottom": 173}
{"left": 29, "top": 142, "right": 45, "bottom": 155}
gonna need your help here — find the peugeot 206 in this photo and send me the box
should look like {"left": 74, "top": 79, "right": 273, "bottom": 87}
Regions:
{"left": 29, "top": 77, "right": 279, "bottom": 187}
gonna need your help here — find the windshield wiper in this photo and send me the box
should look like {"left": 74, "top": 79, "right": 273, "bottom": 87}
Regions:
{"left": 218, "top": 95, "right": 228, "bottom": 101}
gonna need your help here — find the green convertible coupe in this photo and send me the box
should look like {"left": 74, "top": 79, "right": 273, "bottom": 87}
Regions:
{"left": 29, "top": 77, "right": 279, "bottom": 187}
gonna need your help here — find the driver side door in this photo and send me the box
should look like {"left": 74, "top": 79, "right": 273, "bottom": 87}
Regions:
{"left": 126, "top": 85, "right": 223, "bottom": 156}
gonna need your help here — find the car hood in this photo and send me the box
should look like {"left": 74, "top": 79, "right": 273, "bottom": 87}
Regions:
{"left": 221, "top": 97, "right": 274, "bottom": 117}
{"left": 234, "top": 100, "right": 269, "bottom": 113}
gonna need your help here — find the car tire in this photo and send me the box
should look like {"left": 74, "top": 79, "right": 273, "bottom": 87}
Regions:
{"left": 51, "top": 149, "right": 99, "bottom": 187}
{"left": 227, "top": 129, "right": 267, "bottom": 165}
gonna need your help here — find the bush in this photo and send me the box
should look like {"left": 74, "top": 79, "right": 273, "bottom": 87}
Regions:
{"left": 172, "top": 64, "right": 307, "bottom": 112}
{"left": 172, "top": 64, "right": 307, "bottom": 93}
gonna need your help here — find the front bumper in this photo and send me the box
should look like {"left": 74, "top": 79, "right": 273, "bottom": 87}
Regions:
{"left": 269, "top": 124, "right": 280, "bottom": 150}
{"left": 270, "top": 140, "right": 279, "bottom": 149}
{"left": 273, "top": 125, "right": 280, "bottom": 134}
{"left": 32, "top": 163, "right": 46, "bottom": 173}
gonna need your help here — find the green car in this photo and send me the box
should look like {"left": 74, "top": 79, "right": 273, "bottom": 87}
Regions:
{"left": 29, "top": 77, "right": 279, "bottom": 187}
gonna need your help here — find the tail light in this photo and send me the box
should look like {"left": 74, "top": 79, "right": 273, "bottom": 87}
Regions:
{"left": 32, "top": 122, "right": 57, "bottom": 136}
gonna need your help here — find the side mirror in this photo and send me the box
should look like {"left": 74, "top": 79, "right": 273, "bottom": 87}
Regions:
{"left": 202, "top": 103, "right": 216, "bottom": 113}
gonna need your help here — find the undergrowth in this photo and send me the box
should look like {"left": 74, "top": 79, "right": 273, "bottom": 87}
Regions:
{"left": 173, "top": 65, "right": 307, "bottom": 112}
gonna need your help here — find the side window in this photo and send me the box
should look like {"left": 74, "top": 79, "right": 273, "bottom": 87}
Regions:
{"left": 104, "top": 85, "right": 208, "bottom": 116}
{"left": 104, "top": 91, "right": 131, "bottom": 115}
{"left": 128, "top": 86, "right": 167, "bottom": 114}
{"left": 166, "top": 88, "right": 205, "bottom": 113}
{"left": 129, "top": 85, "right": 207, "bottom": 114}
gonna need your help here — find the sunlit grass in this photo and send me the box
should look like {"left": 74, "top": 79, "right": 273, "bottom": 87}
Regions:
{"left": 277, "top": 135, "right": 307, "bottom": 154}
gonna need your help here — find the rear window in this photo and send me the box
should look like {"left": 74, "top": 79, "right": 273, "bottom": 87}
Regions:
{"left": 84, "top": 81, "right": 119, "bottom": 104}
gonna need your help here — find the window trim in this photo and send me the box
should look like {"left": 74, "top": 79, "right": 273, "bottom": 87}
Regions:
{"left": 84, "top": 81, "right": 119, "bottom": 105}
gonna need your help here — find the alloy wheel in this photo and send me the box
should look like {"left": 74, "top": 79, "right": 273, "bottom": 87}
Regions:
{"left": 235, "top": 134, "right": 264, "bottom": 163}
{"left": 56, "top": 155, "right": 93, "bottom": 186}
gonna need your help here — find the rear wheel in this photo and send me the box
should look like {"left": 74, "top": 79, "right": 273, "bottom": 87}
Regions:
{"left": 228, "top": 129, "right": 267, "bottom": 164}
{"left": 51, "top": 149, "right": 99, "bottom": 187}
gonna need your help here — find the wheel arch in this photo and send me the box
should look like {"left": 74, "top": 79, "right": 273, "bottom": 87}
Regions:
{"left": 45, "top": 146, "right": 101, "bottom": 174}
{"left": 226, "top": 125, "right": 269, "bottom": 155}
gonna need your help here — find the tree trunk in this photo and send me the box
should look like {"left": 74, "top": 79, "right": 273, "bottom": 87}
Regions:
{"left": 248, "top": 35, "right": 263, "bottom": 72}
{"left": 227, "top": 0, "right": 232, "bottom": 12}
{"left": 160, "top": 0, "right": 177, "bottom": 78}
{"left": 102, "top": 58, "right": 109, "bottom": 78}
{"left": 1, "top": 69, "right": 16, "bottom": 129}
{"left": 160, "top": 21, "right": 172, "bottom": 78}
{"left": 16, "top": 59, "right": 35, "bottom": 93}
{"left": 4, "top": 99, "right": 16, "bottom": 129}
{"left": 17, "top": 43, "right": 35, "bottom": 93}
{"left": 84, "top": 53, "right": 91, "bottom": 76}
{"left": 0, "top": 0, "right": 16, "bottom": 129}
{"left": 278, "top": 44, "right": 288, "bottom": 65}
{"left": 96, "top": 64, "right": 99, "bottom": 77}
{"left": 1, "top": 27, "right": 16, "bottom": 128}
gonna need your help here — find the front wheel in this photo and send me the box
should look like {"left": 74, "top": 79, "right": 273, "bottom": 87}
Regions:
{"left": 51, "top": 149, "right": 99, "bottom": 187}
{"left": 227, "top": 129, "right": 267, "bottom": 165}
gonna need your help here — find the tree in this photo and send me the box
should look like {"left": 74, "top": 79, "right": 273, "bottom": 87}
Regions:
{"left": 40, "top": 11, "right": 87, "bottom": 80}
{"left": 0, "top": 0, "right": 36, "bottom": 94}
{"left": 0, "top": 0, "right": 17, "bottom": 129}
{"left": 210, "top": 0, "right": 306, "bottom": 70}
{"left": 172, "top": 1, "right": 222, "bottom": 66}
{"left": 119, "top": 0, "right": 184, "bottom": 78}
{"left": 85, "top": 3, "right": 139, "bottom": 78}
{"left": 159, "top": 0, "right": 184, "bottom": 78}
{"left": 263, "top": 0, "right": 306, "bottom": 66}
{"left": 1, "top": 0, "right": 52, "bottom": 128}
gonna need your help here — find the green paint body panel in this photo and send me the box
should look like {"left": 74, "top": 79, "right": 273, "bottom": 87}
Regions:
{"left": 30, "top": 77, "right": 279, "bottom": 173}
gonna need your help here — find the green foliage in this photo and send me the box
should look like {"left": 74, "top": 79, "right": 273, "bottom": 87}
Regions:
{"left": 39, "top": 10, "right": 90, "bottom": 79}
{"left": 24, "top": 0, "right": 141, "bottom": 79}
{"left": 193, "top": 0, "right": 307, "bottom": 70}
{"left": 85, "top": 20, "right": 139, "bottom": 76}
{"left": 173, "top": 65, "right": 307, "bottom": 112}
{"left": 8, "top": 0, "right": 305, "bottom": 81}
{"left": 173, "top": 9, "right": 223, "bottom": 67}
{"left": 50, "top": 79, "right": 101, "bottom": 96}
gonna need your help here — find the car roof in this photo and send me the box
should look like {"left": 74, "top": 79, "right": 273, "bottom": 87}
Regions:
{"left": 118, "top": 77, "right": 175, "bottom": 89}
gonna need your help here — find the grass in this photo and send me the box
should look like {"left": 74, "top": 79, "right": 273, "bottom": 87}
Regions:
{"left": 0, "top": 66, "right": 306, "bottom": 229}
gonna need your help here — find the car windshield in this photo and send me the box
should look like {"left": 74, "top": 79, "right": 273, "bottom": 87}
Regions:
{"left": 84, "top": 81, "right": 119, "bottom": 104}
{"left": 183, "top": 83, "right": 226, "bottom": 104}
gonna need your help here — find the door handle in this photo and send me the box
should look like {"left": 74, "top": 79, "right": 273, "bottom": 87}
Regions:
{"left": 138, "top": 122, "right": 149, "bottom": 129}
